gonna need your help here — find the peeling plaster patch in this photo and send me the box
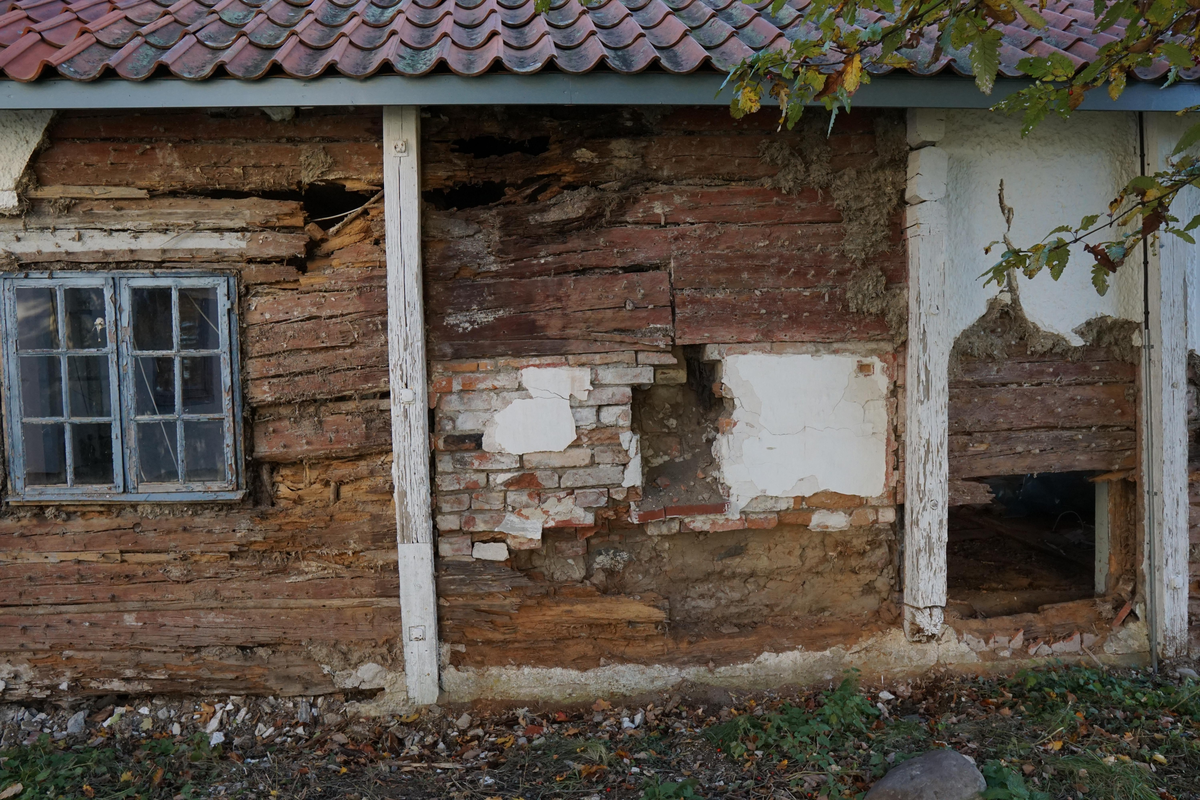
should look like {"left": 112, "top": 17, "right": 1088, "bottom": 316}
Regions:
{"left": 716, "top": 354, "right": 887, "bottom": 513}
{"left": 483, "top": 367, "right": 591, "bottom": 455}
{"left": 621, "top": 431, "right": 642, "bottom": 487}
{"left": 0, "top": 110, "right": 53, "bottom": 215}
{"left": 522, "top": 366, "right": 592, "bottom": 401}
{"left": 498, "top": 512, "right": 543, "bottom": 539}
{"left": 810, "top": 510, "right": 851, "bottom": 531}
{"left": 473, "top": 542, "right": 509, "bottom": 561}
{"left": 485, "top": 398, "right": 577, "bottom": 454}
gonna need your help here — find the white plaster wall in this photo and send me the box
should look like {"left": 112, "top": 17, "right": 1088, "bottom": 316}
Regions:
{"left": 0, "top": 111, "right": 53, "bottom": 214}
{"left": 716, "top": 353, "right": 888, "bottom": 512}
{"left": 940, "top": 110, "right": 1143, "bottom": 341}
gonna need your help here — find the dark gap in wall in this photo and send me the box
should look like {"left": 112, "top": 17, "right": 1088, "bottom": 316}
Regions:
{"left": 302, "top": 182, "right": 378, "bottom": 228}
{"left": 450, "top": 135, "right": 551, "bottom": 159}
{"left": 633, "top": 347, "right": 726, "bottom": 512}
{"left": 423, "top": 181, "right": 508, "bottom": 211}
{"left": 1188, "top": 353, "right": 1200, "bottom": 468}
{"left": 947, "top": 471, "right": 1097, "bottom": 619}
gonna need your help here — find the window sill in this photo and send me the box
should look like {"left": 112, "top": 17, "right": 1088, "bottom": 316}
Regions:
{"left": 5, "top": 490, "right": 246, "bottom": 505}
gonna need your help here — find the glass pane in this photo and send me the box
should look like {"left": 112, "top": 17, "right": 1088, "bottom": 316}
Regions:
{"left": 134, "top": 357, "right": 176, "bottom": 416}
{"left": 180, "top": 288, "right": 219, "bottom": 350}
{"left": 137, "top": 422, "right": 178, "bottom": 483}
{"left": 67, "top": 356, "right": 111, "bottom": 418}
{"left": 15, "top": 288, "right": 59, "bottom": 351}
{"left": 182, "top": 356, "right": 222, "bottom": 414}
{"left": 23, "top": 423, "right": 66, "bottom": 485}
{"left": 184, "top": 420, "right": 226, "bottom": 483}
{"left": 64, "top": 288, "right": 107, "bottom": 350}
{"left": 19, "top": 356, "right": 63, "bottom": 418}
{"left": 131, "top": 287, "right": 173, "bottom": 351}
{"left": 73, "top": 423, "right": 114, "bottom": 485}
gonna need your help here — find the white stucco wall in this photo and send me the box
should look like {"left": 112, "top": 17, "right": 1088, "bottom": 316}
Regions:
{"left": 715, "top": 352, "right": 889, "bottom": 513}
{"left": 940, "top": 110, "right": 1143, "bottom": 341}
{"left": 0, "top": 111, "right": 53, "bottom": 215}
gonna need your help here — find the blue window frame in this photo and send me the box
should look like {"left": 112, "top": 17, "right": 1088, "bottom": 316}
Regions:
{"left": 1, "top": 273, "right": 243, "bottom": 502}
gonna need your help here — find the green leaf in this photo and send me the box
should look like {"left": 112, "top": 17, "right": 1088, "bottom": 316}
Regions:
{"left": 1160, "top": 42, "right": 1196, "bottom": 70}
{"left": 1172, "top": 120, "right": 1200, "bottom": 156}
{"left": 1170, "top": 229, "right": 1196, "bottom": 244}
{"left": 1079, "top": 213, "right": 1101, "bottom": 230}
{"left": 1011, "top": 1, "right": 1048, "bottom": 29}
{"left": 970, "top": 29, "right": 1003, "bottom": 95}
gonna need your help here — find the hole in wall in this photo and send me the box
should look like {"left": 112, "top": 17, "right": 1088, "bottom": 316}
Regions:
{"left": 302, "top": 182, "right": 378, "bottom": 228}
{"left": 632, "top": 347, "right": 727, "bottom": 511}
{"left": 423, "top": 181, "right": 508, "bottom": 211}
{"left": 450, "top": 135, "right": 551, "bottom": 159}
{"left": 947, "top": 471, "right": 1098, "bottom": 618}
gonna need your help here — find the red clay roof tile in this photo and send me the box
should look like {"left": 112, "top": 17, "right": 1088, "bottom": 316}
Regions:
{"left": 0, "top": 0, "right": 1192, "bottom": 84}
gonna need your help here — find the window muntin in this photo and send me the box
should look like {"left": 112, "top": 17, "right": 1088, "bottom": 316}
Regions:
{"left": 2, "top": 274, "right": 241, "bottom": 502}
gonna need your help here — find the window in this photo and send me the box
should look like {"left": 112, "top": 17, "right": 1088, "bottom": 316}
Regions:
{"left": 1, "top": 274, "right": 242, "bottom": 501}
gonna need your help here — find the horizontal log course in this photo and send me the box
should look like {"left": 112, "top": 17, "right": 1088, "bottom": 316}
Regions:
{"left": 253, "top": 400, "right": 393, "bottom": 462}
{"left": 948, "top": 428, "right": 1136, "bottom": 478}
{"left": 948, "top": 383, "right": 1135, "bottom": 434}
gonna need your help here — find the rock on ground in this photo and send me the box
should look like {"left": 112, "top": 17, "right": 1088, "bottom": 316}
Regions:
{"left": 865, "top": 749, "right": 985, "bottom": 800}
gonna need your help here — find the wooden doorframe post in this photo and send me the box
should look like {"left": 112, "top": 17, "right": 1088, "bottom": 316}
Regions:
{"left": 902, "top": 110, "right": 951, "bottom": 640}
{"left": 383, "top": 106, "right": 439, "bottom": 704}
{"left": 1141, "top": 113, "right": 1191, "bottom": 658}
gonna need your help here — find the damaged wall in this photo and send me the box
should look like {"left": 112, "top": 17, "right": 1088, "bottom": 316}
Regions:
{"left": 939, "top": 110, "right": 1143, "bottom": 343}
{"left": 424, "top": 107, "right": 907, "bottom": 673}
{"left": 0, "top": 109, "right": 405, "bottom": 704}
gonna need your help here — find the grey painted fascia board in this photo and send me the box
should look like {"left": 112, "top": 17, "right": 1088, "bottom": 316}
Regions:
{"left": 0, "top": 71, "right": 1195, "bottom": 111}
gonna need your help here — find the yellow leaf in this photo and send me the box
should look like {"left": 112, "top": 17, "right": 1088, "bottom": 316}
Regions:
{"left": 843, "top": 54, "right": 863, "bottom": 94}
{"left": 1048, "top": 741, "right": 1063, "bottom": 751}
{"left": 1152, "top": 753, "right": 1168, "bottom": 764}
{"left": 120, "top": 771, "right": 134, "bottom": 782}
{"left": 400, "top": 713, "right": 420, "bottom": 724}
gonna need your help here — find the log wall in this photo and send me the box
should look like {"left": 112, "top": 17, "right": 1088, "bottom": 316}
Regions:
{"left": 1, "top": 109, "right": 400, "bottom": 699}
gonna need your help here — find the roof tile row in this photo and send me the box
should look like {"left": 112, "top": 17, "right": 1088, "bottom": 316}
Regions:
{"left": 0, "top": 0, "right": 1191, "bottom": 84}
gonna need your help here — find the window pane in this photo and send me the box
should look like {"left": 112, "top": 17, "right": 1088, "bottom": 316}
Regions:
{"left": 73, "top": 423, "right": 114, "bottom": 485}
{"left": 23, "top": 423, "right": 66, "bottom": 485}
{"left": 64, "top": 288, "right": 107, "bottom": 350}
{"left": 15, "top": 288, "right": 59, "bottom": 351}
{"left": 137, "top": 422, "right": 178, "bottom": 483}
{"left": 67, "top": 356, "right": 111, "bottom": 417}
{"left": 134, "top": 357, "right": 176, "bottom": 416}
{"left": 20, "top": 356, "right": 63, "bottom": 418}
{"left": 182, "top": 356, "right": 222, "bottom": 414}
{"left": 131, "top": 287, "right": 173, "bottom": 351}
{"left": 180, "top": 288, "right": 219, "bottom": 350}
{"left": 184, "top": 420, "right": 226, "bottom": 483}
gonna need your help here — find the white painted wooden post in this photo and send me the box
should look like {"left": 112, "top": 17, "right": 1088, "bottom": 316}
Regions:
{"left": 383, "top": 106, "right": 439, "bottom": 703}
{"left": 903, "top": 110, "right": 951, "bottom": 640}
{"left": 1141, "top": 113, "right": 1193, "bottom": 658}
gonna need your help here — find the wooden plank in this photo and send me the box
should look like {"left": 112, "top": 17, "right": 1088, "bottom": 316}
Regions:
{"left": 429, "top": 307, "right": 673, "bottom": 359}
{"left": 385, "top": 106, "right": 439, "bottom": 705}
{"left": 12, "top": 197, "right": 306, "bottom": 230}
{"left": 246, "top": 347, "right": 390, "bottom": 405}
{"left": 34, "top": 140, "right": 382, "bottom": 193}
{"left": 953, "top": 354, "right": 1137, "bottom": 387}
{"left": 48, "top": 109, "right": 382, "bottom": 143}
{"left": 948, "top": 383, "right": 1136, "bottom": 433}
{"left": 675, "top": 289, "right": 891, "bottom": 344}
{"left": 1144, "top": 113, "right": 1193, "bottom": 658}
{"left": 27, "top": 185, "right": 149, "bottom": 199}
{"left": 252, "top": 400, "right": 392, "bottom": 461}
{"left": 948, "top": 429, "right": 1137, "bottom": 478}
{"left": 902, "top": 136, "right": 950, "bottom": 641}
{"left": 0, "top": 229, "right": 309, "bottom": 263}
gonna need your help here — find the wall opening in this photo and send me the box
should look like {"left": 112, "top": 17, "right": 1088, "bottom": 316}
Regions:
{"left": 947, "top": 472, "right": 1100, "bottom": 618}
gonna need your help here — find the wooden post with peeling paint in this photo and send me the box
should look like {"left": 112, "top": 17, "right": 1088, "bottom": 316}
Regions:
{"left": 383, "top": 107, "right": 439, "bottom": 704}
{"left": 1141, "top": 113, "right": 1191, "bottom": 658}
{"left": 902, "top": 111, "right": 950, "bottom": 641}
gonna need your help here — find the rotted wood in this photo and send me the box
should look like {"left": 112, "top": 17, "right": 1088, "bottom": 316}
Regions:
{"left": 948, "top": 429, "right": 1137, "bottom": 478}
{"left": 252, "top": 400, "right": 393, "bottom": 462}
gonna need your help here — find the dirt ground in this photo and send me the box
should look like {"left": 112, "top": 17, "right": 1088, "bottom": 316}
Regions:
{"left": 2, "top": 662, "right": 1199, "bottom": 800}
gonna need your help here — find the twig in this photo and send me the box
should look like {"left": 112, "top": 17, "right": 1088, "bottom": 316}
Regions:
{"left": 326, "top": 190, "right": 384, "bottom": 236}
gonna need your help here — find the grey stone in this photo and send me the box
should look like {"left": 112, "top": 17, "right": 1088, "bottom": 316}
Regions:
{"left": 865, "top": 750, "right": 985, "bottom": 800}
{"left": 1176, "top": 667, "right": 1198, "bottom": 680}
{"left": 66, "top": 711, "right": 87, "bottom": 735}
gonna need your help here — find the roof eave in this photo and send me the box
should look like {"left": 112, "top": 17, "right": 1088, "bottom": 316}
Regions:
{"left": 0, "top": 71, "right": 1195, "bottom": 111}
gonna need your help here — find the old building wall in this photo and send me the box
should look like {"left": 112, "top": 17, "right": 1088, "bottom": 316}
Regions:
{"left": 422, "top": 107, "right": 909, "bottom": 671}
{"left": 0, "top": 109, "right": 404, "bottom": 702}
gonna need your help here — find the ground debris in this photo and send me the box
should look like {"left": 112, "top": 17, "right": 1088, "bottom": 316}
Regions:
{"left": 1, "top": 663, "right": 1198, "bottom": 799}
